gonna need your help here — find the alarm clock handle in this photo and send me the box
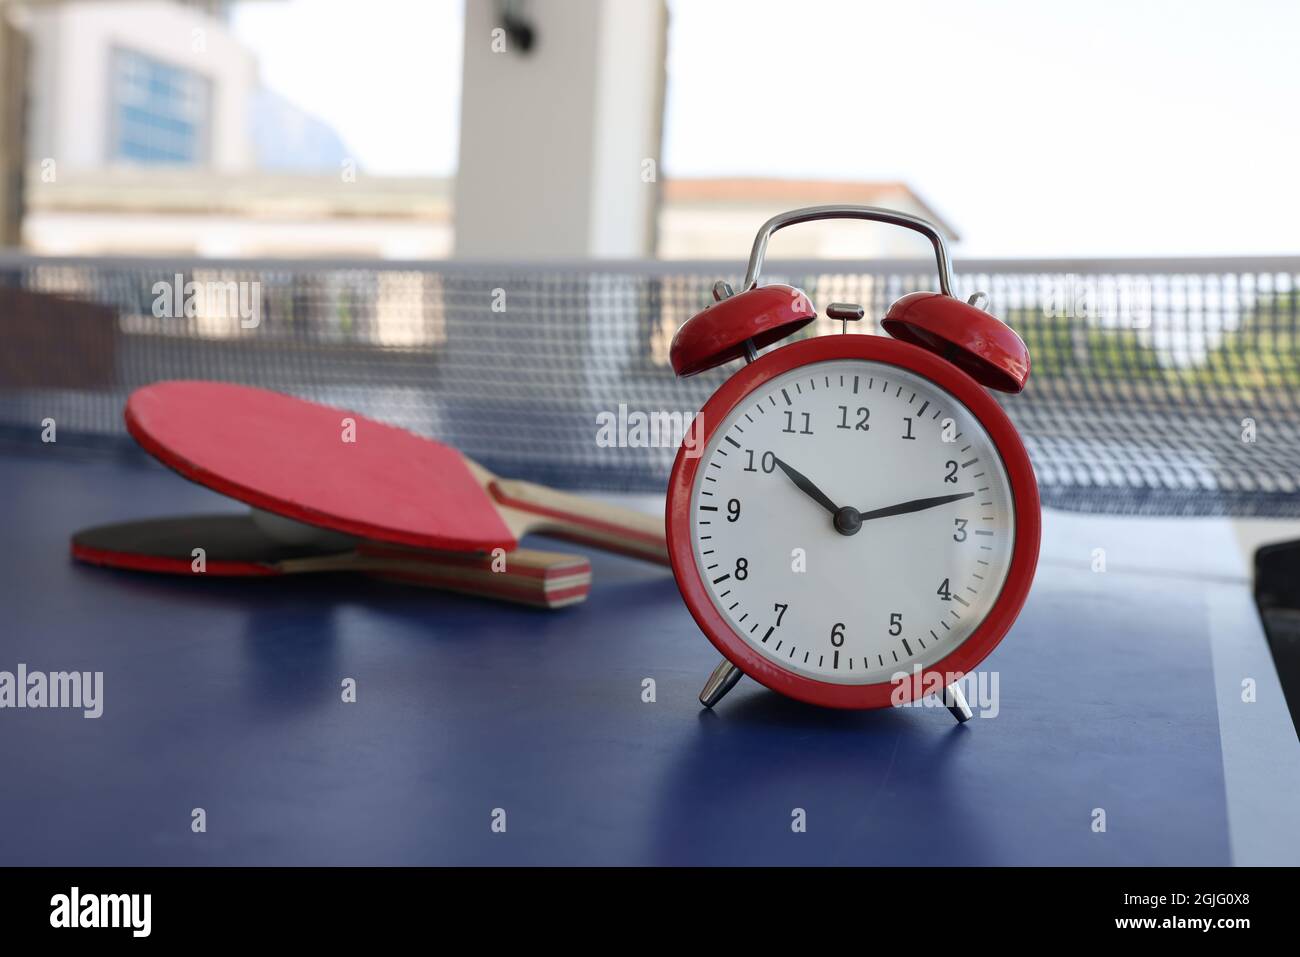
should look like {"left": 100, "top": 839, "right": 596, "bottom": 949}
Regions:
{"left": 742, "top": 204, "right": 956, "bottom": 298}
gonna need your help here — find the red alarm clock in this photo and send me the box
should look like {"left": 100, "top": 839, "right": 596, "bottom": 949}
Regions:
{"left": 666, "top": 206, "right": 1039, "bottom": 722}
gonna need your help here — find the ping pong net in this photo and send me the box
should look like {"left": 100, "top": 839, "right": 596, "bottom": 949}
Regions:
{"left": 0, "top": 255, "right": 1297, "bottom": 518}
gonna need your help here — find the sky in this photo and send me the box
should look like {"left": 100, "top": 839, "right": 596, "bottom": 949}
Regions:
{"left": 233, "top": 0, "right": 1300, "bottom": 258}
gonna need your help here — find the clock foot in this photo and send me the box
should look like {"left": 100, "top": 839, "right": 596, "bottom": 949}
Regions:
{"left": 699, "top": 659, "right": 743, "bottom": 708}
{"left": 942, "top": 682, "right": 973, "bottom": 723}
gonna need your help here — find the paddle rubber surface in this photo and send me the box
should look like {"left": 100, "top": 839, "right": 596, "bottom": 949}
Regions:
{"left": 126, "top": 381, "right": 516, "bottom": 552}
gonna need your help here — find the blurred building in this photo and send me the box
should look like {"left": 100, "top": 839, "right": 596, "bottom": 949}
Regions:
{"left": 657, "top": 178, "right": 957, "bottom": 259}
{"left": 18, "top": 0, "right": 419, "bottom": 257}
{"left": 13, "top": 0, "right": 954, "bottom": 261}
{"left": 25, "top": 170, "right": 953, "bottom": 261}
{"left": 26, "top": 1, "right": 257, "bottom": 173}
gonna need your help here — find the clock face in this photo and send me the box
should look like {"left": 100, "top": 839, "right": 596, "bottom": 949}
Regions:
{"left": 688, "top": 357, "right": 1017, "bottom": 686}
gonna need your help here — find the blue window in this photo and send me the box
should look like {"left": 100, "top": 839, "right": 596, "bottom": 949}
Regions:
{"left": 111, "top": 48, "right": 210, "bottom": 165}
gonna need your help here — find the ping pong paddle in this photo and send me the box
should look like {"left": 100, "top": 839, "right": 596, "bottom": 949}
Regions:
{"left": 71, "top": 513, "right": 592, "bottom": 609}
{"left": 124, "top": 381, "right": 669, "bottom": 565}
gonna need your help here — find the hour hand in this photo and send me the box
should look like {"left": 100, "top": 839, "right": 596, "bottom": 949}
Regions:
{"left": 858, "top": 491, "right": 975, "bottom": 522}
{"left": 770, "top": 456, "right": 840, "bottom": 516}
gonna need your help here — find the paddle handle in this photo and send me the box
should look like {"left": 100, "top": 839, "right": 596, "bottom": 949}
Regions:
{"left": 490, "top": 479, "right": 670, "bottom": 566}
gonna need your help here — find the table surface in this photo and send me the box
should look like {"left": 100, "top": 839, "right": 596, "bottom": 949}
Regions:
{"left": 2, "top": 449, "right": 1298, "bottom": 866}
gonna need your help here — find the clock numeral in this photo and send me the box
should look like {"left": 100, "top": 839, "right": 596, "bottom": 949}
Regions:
{"left": 953, "top": 518, "right": 968, "bottom": 542}
{"left": 782, "top": 411, "right": 813, "bottom": 435}
{"left": 726, "top": 498, "right": 741, "bottom": 522}
{"left": 773, "top": 602, "right": 788, "bottom": 627}
{"left": 944, "top": 460, "right": 959, "bottom": 483}
{"left": 836, "top": 405, "right": 870, "bottom": 431}
{"left": 734, "top": 557, "right": 749, "bottom": 581}
{"left": 888, "top": 612, "right": 903, "bottom": 636}
{"left": 830, "top": 622, "right": 845, "bottom": 647}
{"left": 937, "top": 578, "right": 953, "bottom": 601}
{"left": 902, "top": 417, "right": 917, "bottom": 440}
{"left": 744, "top": 450, "right": 777, "bottom": 473}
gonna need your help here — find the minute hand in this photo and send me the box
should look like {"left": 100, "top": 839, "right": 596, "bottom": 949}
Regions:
{"left": 857, "top": 492, "right": 974, "bottom": 522}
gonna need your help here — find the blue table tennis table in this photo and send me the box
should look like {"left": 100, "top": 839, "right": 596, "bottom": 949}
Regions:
{"left": 1, "top": 448, "right": 1298, "bottom": 866}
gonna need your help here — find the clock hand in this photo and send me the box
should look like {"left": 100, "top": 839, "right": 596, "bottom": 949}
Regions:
{"left": 857, "top": 491, "right": 975, "bottom": 522}
{"left": 770, "top": 456, "right": 840, "bottom": 516}
{"left": 771, "top": 457, "right": 865, "bottom": 536}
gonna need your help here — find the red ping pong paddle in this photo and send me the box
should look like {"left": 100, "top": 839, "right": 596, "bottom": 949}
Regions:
{"left": 71, "top": 514, "right": 592, "bottom": 609}
{"left": 124, "top": 381, "right": 668, "bottom": 564}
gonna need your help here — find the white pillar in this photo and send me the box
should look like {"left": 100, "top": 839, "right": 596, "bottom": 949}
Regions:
{"left": 453, "top": 0, "right": 666, "bottom": 259}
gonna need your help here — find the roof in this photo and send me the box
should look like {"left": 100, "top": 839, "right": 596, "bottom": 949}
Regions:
{"left": 661, "top": 177, "right": 959, "bottom": 240}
